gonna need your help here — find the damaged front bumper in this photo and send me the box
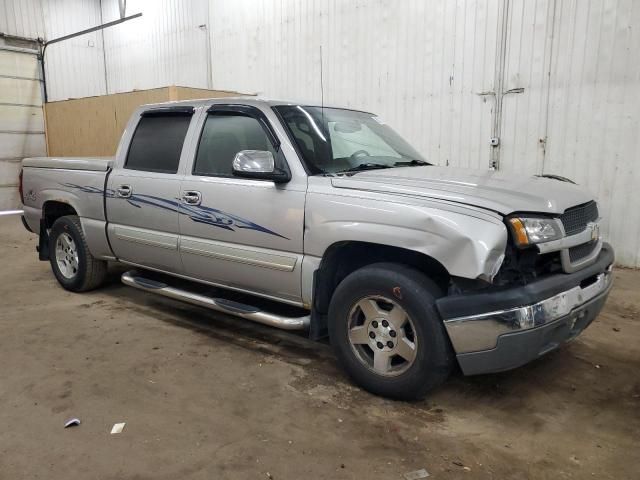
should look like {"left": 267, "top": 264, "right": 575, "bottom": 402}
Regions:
{"left": 437, "top": 243, "right": 614, "bottom": 375}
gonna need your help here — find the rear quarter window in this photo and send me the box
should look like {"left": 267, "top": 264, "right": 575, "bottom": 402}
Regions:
{"left": 125, "top": 113, "right": 192, "bottom": 174}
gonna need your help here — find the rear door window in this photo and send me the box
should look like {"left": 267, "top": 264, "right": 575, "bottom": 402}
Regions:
{"left": 125, "top": 112, "right": 192, "bottom": 173}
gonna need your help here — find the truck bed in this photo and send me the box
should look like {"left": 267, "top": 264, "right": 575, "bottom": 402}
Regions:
{"left": 22, "top": 157, "right": 114, "bottom": 172}
{"left": 21, "top": 156, "right": 113, "bottom": 249}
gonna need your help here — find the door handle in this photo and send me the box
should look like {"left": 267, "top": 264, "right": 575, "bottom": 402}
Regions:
{"left": 116, "top": 185, "right": 132, "bottom": 198}
{"left": 182, "top": 190, "right": 202, "bottom": 205}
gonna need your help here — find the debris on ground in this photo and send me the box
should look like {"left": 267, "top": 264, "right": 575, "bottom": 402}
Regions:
{"left": 403, "top": 468, "right": 430, "bottom": 479}
{"left": 64, "top": 418, "right": 81, "bottom": 428}
{"left": 612, "top": 327, "right": 620, "bottom": 332}
{"left": 110, "top": 422, "right": 126, "bottom": 434}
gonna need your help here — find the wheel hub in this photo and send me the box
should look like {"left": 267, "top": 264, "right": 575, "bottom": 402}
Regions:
{"left": 347, "top": 295, "right": 418, "bottom": 377}
{"left": 367, "top": 318, "right": 396, "bottom": 351}
{"left": 55, "top": 232, "right": 79, "bottom": 279}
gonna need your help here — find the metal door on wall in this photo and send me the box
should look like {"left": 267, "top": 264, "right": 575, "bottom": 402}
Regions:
{"left": 0, "top": 36, "right": 46, "bottom": 210}
{"left": 494, "top": 0, "right": 555, "bottom": 175}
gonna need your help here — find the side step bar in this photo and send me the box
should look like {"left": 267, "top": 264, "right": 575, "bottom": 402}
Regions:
{"left": 121, "top": 271, "right": 310, "bottom": 330}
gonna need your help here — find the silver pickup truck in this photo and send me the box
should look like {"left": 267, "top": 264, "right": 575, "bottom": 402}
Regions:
{"left": 20, "top": 98, "right": 614, "bottom": 399}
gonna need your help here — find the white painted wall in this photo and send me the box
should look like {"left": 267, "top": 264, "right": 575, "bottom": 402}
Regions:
{"left": 2, "top": 0, "right": 639, "bottom": 266}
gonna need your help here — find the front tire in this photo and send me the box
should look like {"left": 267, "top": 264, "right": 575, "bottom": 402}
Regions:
{"left": 49, "top": 215, "right": 107, "bottom": 292}
{"left": 328, "top": 263, "right": 454, "bottom": 400}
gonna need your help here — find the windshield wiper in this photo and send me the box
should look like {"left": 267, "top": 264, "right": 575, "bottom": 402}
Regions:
{"left": 393, "top": 159, "right": 431, "bottom": 167}
{"left": 338, "top": 163, "right": 393, "bottom": 174}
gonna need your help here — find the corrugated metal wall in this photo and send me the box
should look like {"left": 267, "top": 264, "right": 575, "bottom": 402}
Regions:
{"left": 543, "top": 0, "right": 640, "bottom": 268}
{"left": 0, "top": 0, "right": 45, "bottom": 39}
{"left": 210, "top": 0, "right": 500, "bottom": 171}
{"left": 208, "top": 0, "right": 640, "bottom": 267}
{"left": 100, "top": 0, "right": 210, "bottom": 94}
{"left": 495, "top": 0, "right": 640, "bottom": 266}
{"left": 39, "top": 0, "right": 210, "bottom": 100}
{"left": 41, "top": 0, "right": 107, "bottom": 100}
{"left": 2, "top": 0, "right": 639, "bottom": 266}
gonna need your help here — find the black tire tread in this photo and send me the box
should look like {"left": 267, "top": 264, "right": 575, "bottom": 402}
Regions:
{"left": 328, "top": 262, "right": 454, "bottom": 400}
{"left": 50, "top": 215, "right": 107, "bottom": 292}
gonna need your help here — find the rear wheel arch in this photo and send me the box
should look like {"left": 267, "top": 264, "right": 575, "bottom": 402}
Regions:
{"left": 37, "top": 201, "right": 79, "bottom": 260}
{"left": 48, "top": 215, "right": 107, "bottom": 292}
{"left": 43, "top": 201, "right": 78, "bottom": 229}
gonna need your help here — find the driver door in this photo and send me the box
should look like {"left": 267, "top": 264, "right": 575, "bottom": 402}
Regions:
{"left": 178, "top": 105, "right": 306, "bottom": 305}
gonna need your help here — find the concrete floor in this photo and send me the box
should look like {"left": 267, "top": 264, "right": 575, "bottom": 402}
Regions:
{"left": 0, "top": 215, "right": 638, "bottom": 480}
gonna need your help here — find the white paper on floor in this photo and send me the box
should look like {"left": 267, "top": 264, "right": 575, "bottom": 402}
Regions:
{"left": 110, "top": 422, "right": 126, "bottom": 434}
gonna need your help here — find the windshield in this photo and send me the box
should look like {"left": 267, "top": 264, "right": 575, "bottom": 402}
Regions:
{"left": 274, "top": 105, "right": 428, "bottom": 174}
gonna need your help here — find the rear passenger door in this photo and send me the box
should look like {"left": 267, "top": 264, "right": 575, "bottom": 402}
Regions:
{"left": 106, "top": 107, "right": 195, "bottom": 273}
{"left": 178, "top": 105, "right": 306, "bottom": 305}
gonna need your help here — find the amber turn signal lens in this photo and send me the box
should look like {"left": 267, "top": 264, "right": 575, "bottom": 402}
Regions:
{"left": 509, "top": 218, "right": 529, "bottom": 246}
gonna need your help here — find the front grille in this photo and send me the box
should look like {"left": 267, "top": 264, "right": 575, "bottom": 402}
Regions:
{"left": 560, "top": 201, "right": 599, "bottom": 236}
{"left": 569, "top": 240, "right": 599, "bottom": 263}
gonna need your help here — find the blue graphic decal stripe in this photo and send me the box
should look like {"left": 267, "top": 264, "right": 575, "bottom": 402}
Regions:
{"left": 60, "top": 183, "right": 289, "bottom": 239}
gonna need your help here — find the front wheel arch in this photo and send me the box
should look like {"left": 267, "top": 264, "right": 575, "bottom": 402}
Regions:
{"left": 313, "top": 241, "right": 451, "bottom": 315}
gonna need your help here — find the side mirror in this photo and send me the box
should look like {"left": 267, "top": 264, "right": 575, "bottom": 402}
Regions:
{"left": 232, "top": 150, "right": 290, "bottom": 183}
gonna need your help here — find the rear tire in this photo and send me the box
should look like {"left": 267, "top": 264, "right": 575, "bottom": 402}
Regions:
{"left": 328, "top": 263, "right": 454, "bottom": 400}
{"left": 49, "top": 215, "right": 107, "bottom": 292}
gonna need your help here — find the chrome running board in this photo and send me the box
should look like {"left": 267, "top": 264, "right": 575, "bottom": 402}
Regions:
{"left": 121, "top": 271, "right": 310, "bottom": 331}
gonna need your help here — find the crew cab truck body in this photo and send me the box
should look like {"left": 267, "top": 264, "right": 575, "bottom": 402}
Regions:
{"left": 20, "top": 98, "right": 614, "bottom": 399}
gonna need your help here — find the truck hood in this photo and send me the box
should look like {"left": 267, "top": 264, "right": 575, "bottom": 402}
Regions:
{"left": 331, "top": 166, "right": 593, "bottom": 215}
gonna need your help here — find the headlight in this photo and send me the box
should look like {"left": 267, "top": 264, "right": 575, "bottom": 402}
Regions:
{"left": 508, "top": 217, "right": 563, "bottom": 247}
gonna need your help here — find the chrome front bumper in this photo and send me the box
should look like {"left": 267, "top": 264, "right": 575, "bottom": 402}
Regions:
{"left": 444, "top": 268, "right": 613, "bottom": 354}
{"left": 437, "top": 243, "right": 615, "bottom": 375}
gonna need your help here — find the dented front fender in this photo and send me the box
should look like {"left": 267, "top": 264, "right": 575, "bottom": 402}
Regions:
{"left": 305, "top": 179, "right": 508, "bottom": 281}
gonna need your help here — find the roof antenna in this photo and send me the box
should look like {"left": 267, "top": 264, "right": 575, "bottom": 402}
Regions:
{"left": 319, "top": 45, "right": 325, "bottom": 130}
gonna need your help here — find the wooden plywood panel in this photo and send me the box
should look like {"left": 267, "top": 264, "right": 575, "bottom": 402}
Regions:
{"left": 172, "top": 86, "right": 244, "bottom": 101}
{"left": 44, "top": 87, "right": 249, "bottom": 157}
{"left": 45, "top": 87, "right": 171, "bottom": 157}
{"left": 110, "top": 87, "right": 174, "bottom": 144}
{"left": 45, "top": 95, "right": 118, "bottom": 157}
